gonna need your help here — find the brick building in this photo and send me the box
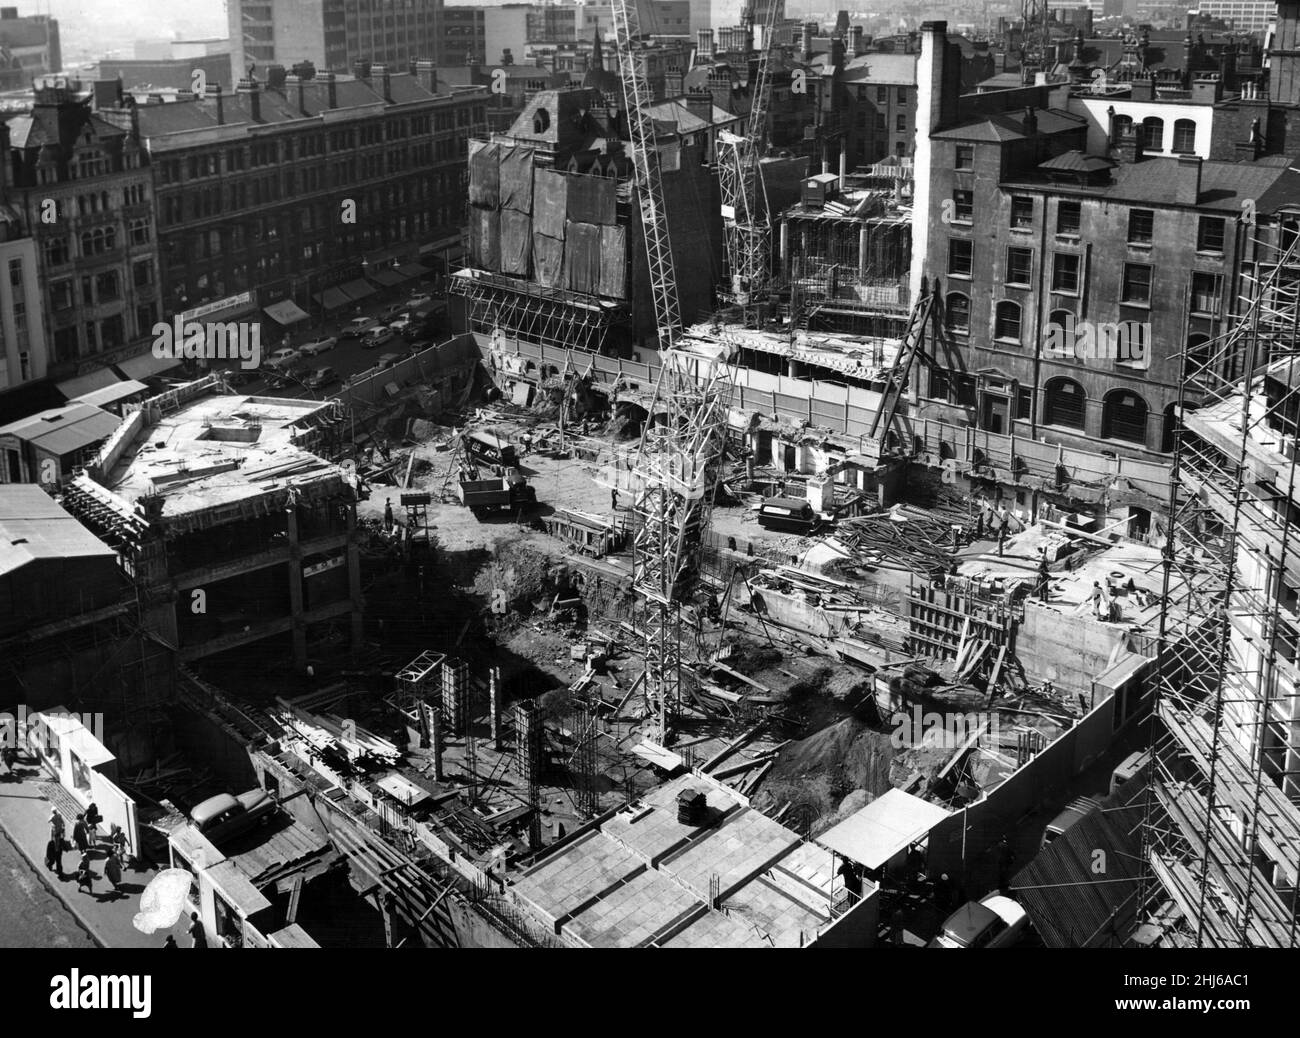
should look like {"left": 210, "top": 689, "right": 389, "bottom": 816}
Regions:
{"left": 102, "top": 62, "right": 485, "bottom": 331}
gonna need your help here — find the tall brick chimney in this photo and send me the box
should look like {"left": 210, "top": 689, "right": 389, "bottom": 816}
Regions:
{"left": 207, "top": 83, "right": 224, "bottom": 125}
{"left": 235, "top": 75, "right": 261, "bottom": 122}
{"left": 1175, "top": 154, "right": 1201, "bottom": 204}
{"left": 415, "top": 59, "right": 437, "bottom": 94}
{"left": 372, "top": 63, "right": 392, "bottom": 101}
{"left": 319, "top": 70, "right": 337, "bottom": 108}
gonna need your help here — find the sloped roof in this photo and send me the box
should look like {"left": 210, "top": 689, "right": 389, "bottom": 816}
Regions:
{"left": 934, "top": 107, "right": 1085, "bottom": 142}
{"left": 5, "top": 104, "right": 127, "bottom": 152}
{"left": 1040, "top": 149, "right": 1115, "bottom": 173}
{"left": 841, "top": 52, "right": 917, "bottom": 85}
{"left": 0, "top": 401, "right": 120, "bottom": 456}
{"left": 0, "top": 484, "right": 116, "bottom": 579}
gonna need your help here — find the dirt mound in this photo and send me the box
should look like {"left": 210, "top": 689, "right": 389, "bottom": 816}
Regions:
{"left": 755, "top": 715, "right": 895, "bottom": 832}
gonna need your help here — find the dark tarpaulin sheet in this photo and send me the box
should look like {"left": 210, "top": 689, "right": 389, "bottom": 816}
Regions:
{"left": 533, "top": 169, "right": 568, "bottom": 239}
{"left": 598, "top": 224, "right": 627, "bottom": 299}
{"left": 567, "top": 173, "right": 617, "bottom": 226}
{"left": 470, "top": 207, "right": 500, "bottom": 271}
{"left": 533, "top": 233, "right": 565, "bottom": 289}
{"left": 564, "top": 221, "right": 601, "bottom": 296}
{"left": 469, "top": 140, "right": 500, "bottom": 209}
{"left": 499, "top": 210, "right": 532, "bottom": 276}
{"left": 499, "top": 144, "right": 535, "bottom": 213}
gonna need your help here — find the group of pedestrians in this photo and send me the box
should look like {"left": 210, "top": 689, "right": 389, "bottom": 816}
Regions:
{"left": 42, "top": 802, "right": 127, "bottom": 899}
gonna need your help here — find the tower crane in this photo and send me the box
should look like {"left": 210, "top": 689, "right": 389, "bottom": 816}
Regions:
{"left": 613, "top": 0, "right": 735, "bottom": 744}
{"left": 717, "top": 0, "right": 783, "bottom": 315}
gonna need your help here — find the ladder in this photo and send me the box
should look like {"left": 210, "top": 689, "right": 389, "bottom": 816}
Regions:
{"left": 866, "top": 286, "right": 936, "bottom": 446}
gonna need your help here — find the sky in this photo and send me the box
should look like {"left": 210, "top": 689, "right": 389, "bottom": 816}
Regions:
{"left": 9, "top": 0, "right": 227, "bottom": 64}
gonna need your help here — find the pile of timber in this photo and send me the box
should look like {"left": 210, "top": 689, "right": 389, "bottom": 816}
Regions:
{"left": 837, "top": 506, "right": 960, "bottom": 574}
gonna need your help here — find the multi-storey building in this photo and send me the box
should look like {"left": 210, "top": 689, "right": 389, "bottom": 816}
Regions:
{"left": 103, "top": 62, "right": 485, "bottom": 327}
{"left": 0, "top": 7, "right": 60, "bottom": 91}
{"left": 226, "top": 0, "right": 443, "bottom": 82}
{"left": 440, "top": 6, "right": 487, "bottom": 66}
{"left": 1, "top": 79, "right": 161, "bottom": 384}
{"left": 0, "top": 214, "right": 47, "bottom": 394}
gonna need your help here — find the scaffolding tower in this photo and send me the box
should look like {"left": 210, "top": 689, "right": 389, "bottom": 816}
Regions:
{"left": 1139, "top": 219, "right": 1300, "bottom": 947}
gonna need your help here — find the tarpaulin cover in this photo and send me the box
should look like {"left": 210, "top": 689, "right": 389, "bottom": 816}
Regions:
{"left": 470, "top": 207, "right": 501, "bottom": 270}
{"left": 564, "top": 221, "right": 601, "bottom": 296}
{"left": 499, "top": 210, "right": 533, "bottom": 276}
{"left": 599, "top": 224, "right": 627, "bottom": 298}
{"left": 469, "top": 140, "right": 500, "bottom": 209}
{"left": 533, "top": 233, "right": 565, "bottom": 289}
{"left": 533, "top": 169, "right": 568, "bottom": 239}
{"left": 499, "top": 144, "right": 535, "bottom": 213}
{"left": 567, "top": 173, "right": 617, "bottom": 226}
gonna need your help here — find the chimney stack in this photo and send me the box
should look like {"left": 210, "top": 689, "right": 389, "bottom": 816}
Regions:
{"left": 372, "top": 62, "right": 392, "bottom": 101}
{"left": 802, "top": 22, "right": 816, "bottom": 62}
{"left": 235, "top": 75, "right": 261, "bottom": 123}
{"left": 353, "top": 59, "right": 371, "bottom": 81}
{"left": 319, "top": 70, "right": 337, "bottom": 108}
{"left": 266, "top": 63, "right": 287, "bottom": 90}
{"left": 414, "top": 59, "right": 437, "bottom": 94}
{"left": 206, "top": 83, "right": 224, "bottom": 125}
{"left": 286, "top": 73, "right": 306, "bottom": 114}
{"left": 851, "top": 26, "right": 865, "bottom": 56}
{"left": 1175, "top": 154, "right": 1202, "bottom": 205}
{"left": 698, "top": 28, "right": 715, "bottom": 60}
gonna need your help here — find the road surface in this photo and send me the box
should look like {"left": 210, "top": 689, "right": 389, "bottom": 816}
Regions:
{"left": 0, "top": 828, "right": 96, "bottom": 948}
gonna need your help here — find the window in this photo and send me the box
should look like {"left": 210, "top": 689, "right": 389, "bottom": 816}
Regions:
{"left": 948, "top": 239, "right": 973, "bottom": 277}
{"left": 1128, "top": 209, "right": 1154, "bottom": 244}
{"left": 952, "top": 189, "right": 973, "bottom": 222}
{"left": 1197, "top": 216, "right": 1225, "bottom": 253}
{"left": 1191, "top": 272, "right": 1223, "bottom": 315}
{"left": 1122, "top": 262, "right": 1152, "bottom": 304}
{"left": 1053, "top": 253, "right": 1080, "bottom": 293}
{"left": 876, "top": 86, "right": 887, "bottom": 103}
{"left": 895, "top": 140, "right": 906, "bottom": 155}
{"left": 1006, "top": 247, "right": 1033, "bottom": 285}
{"left": 896, "top": 87, "right": 907, "bottom": 104}
{"left": 95, "top": 270, "right": 119, "bottom": 301}
{"left": 44, "top": 237, "right": 69, "bottom": 266}
{"left": 994, "top": 301, "right": 1022, "bottom": 343}
{"left": 930, "top": 367, "right": 950, "bottom": 400}
{"left": 955, "top": 145, "right": 973, "bottom": 170}
{"left": 1017, "top": 387, "right": 1032, "bottom": 420}
{"left": 1102, "top": 390, "right": 1149, "bottom": 444}
{"left": 1011, "top": 196, "right": 1034, "bottom": 229}
{"left": 51, "top": 279, "right": 74, "bottom": 310}
{"left": 1057, "top": 200, "right": 1081, "bottom": 236}
{"left": 1173, "top": 118, "right": 1197, "bottom": 153}
{"left": 1142, "top": 116, "right": 1164, "bottom": 151}
{"left": 896, "top": 113, "right": 906, "bottom": 131}
{"left": 956, "top": 375, "right": 977, "bottom": 406}
{"left": 945, "top": 292, "right": 970, "bottom": 333}
{"left": 1044, "top": 377, "right": 1086, "bottom": 429}
{"left": 133, "top": 260, "right": 152, "bottom": 288}
{"left": 1113, "top": 114, "right": 1133, "bottom": 140}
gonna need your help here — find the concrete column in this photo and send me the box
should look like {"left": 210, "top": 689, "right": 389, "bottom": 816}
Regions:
{"left": 286, "top": 506, "right": 307, "bottom": 669}
{"left": 442, "top": 657, "right": 468, "bottom": 735}
{"left": 425, "top": 680, "right": 444, "bottom": 780}
{"left": 489, "top": 665, "right": 502, "bottom": 749}
{"left": 780, "top": 221, "right": 789, "bottom": 270}
{"left": 859, "top": 227, "right": 870, "bottom": 282}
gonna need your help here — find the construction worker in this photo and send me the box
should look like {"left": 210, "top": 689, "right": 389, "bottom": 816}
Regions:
{"left": 1037, "top": 550, "right": 1051, "bottom": 603}
{"left": 974, "top": 499, "right": 986, "bottom": 539}
{"left": 611, "top": 487, "right": 619, "bottom": 511}
{"left": 1089, "top": 581, "right": 1107, "bottom": 619}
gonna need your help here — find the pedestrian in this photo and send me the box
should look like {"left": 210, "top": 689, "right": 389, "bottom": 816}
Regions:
{"left": 0, "top": 743, "right": 16, "bottom": 776}
{"left": 76, "top": 852, "right": 95, "bottom": 895}
{"left": 611, "top": 487, "right": 619, "bottom": 511}
{"left": 84, "top": 802, "right": 102, "bottom": 842}
{"left": 72, "top": 814, "right": 89, "bottom": 854}
{"left": 1089, "top": 581, "right": 1106, "bottom": 619}
{"left": 188, "top": 912, "right": 208, "bottom": 949}
{"left": 384, "top": 499, "right": 394, "bottom": 527}
{"left": 974, "top": 504, "right": 985, "bottom": 539}
{"left": 995, "top": 504, "right": 1009, "bottom": 556}
{"left": 45, "top": 835, "right": 63, "bottom": 876}
{"left": 49, "top": 808, "right": 65, "bottom": 843}
{"left": 1037, "top": 551, "right": 1051, "bottom": 603}
{"left": 163, "top": 935, "right": 178, "bottom": 949}
{"left": 104, "top": 849, "right": 123, "bottom": 892}
{"left": 109, "top": 823, "right": 128, "bottom": 861}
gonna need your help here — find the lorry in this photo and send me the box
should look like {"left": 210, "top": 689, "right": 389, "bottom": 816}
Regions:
{"left": 458, "top": 470, "right": 537, "bottom": 518}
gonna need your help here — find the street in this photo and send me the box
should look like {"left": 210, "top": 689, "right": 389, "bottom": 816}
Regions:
{"left": 0, "top": 826, "right": 96, "bottom": 948}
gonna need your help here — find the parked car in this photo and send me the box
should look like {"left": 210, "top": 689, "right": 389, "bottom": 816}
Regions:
{"left": 379, "top": 302, "right": 408, "bottom": 322}
{"left": 190, "top": 788, "right": 275, "bottom": 845}
{"left": 1110, "top": 750, "right": 1151, "bottom": 794}
{"left": 388, "top": 315, "right": 414, "bottom": 334}
{"left": 377, "top": 352, "right": 401, "bottom": 370}
{"left": 265, "top": 346, "right": 299, "bottom": 368}
{"left": 306, "top": 366, "right": 339, "bottom": 389}
{"left": 927, "top": 895, "right": 1029, "bottom": 948}
{"left": 299, "top": 335, "right": 338, "bottom": 356}
{"left": 407, "top": 292, "right": 434, "bottom": 308}
{"left": 1041, "top": 795, "right": 1102, "bottom": 849}
{"left": 362, "top": 327, "right": 397, "bottom": 349}
{"left": 341, "top": 317, "right": 380, "bottom": 340}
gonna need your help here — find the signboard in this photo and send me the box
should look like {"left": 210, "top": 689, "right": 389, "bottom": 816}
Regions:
{"left": 177, "top": 292, "right": 255, "bottom": 324}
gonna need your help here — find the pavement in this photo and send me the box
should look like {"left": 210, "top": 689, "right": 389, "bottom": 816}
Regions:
{"left": 0, "top": 760, "right": 192, "bottom": 949}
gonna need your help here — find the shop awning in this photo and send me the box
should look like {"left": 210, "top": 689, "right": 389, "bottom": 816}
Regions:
{"left": 116, "top": 352, "right": 183, "bottom": 380}
{"left": 316, "top": 287, "right": 352, "bottom": 311}
{"left": 264, "top": 299, "right": 311, "bottom": 325}
{"left": 367, "top": 269, "right": 408, "bottom": 288}
{"left": 395, "top": 263, "right": 429, "bottom": 279}
{"left": 57, "top": 368, "right": 122, "bottom": 400}
{"left": 70, "top": 379, "right": 149, "bottom": 409}
{"left": 340, "top": 279, "right": 376, "bottom": 302}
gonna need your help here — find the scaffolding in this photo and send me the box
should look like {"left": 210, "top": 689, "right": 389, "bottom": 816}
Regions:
{"left": 450, "top": 270, "right": 625, "bottom": 354}
{"left": 1139, "top": 219, "right": 1300, "bottom": 947}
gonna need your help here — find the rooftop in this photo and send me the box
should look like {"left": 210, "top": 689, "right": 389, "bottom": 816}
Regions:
{"left": 95, "top": 387, "right": 350, "bottom": 523}
{"left": 512, "top": 773, "right": 853, "bottom": 948}
{"left": 0, "top": 400, "right": 121, "bottom": 457}
{"left": 0, "top": 484, "right": 116, "bottom": 579}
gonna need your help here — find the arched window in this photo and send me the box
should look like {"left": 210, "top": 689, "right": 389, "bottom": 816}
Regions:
{"left": 994, "top": 300, "right": 1022, "bottom": 343}
{"left": 1161, "top": 401, "right": 1179, "bottom": 453}
{"left": 1044, "top": 377, "right": 1086, "bottom": 429}
{"left": 1102, "top": 389, "right": 1149, "bottom": 444}
{"left": 1142, "top": 116, "right": 1164, "bottom": 150}
{"left": 1173, "top": 118, "right": 1196, "bottom": 153}
{"left": 945, "top": 292, "right": 970, "bottom": 333}
{"left": 533, "top": 108, "right": 551, "bottom": 134}
{"left": 1112, "top": 114, "right": 1133, "bottom": 142}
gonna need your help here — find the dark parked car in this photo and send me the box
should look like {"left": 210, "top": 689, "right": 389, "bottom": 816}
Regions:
{"left": 190, "top": 789, "right": 275, "bottom": 845}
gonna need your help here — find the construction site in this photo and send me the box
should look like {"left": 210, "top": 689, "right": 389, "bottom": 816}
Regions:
{"left": 4, "top": 2, "right": 1299, "bottom": 953}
